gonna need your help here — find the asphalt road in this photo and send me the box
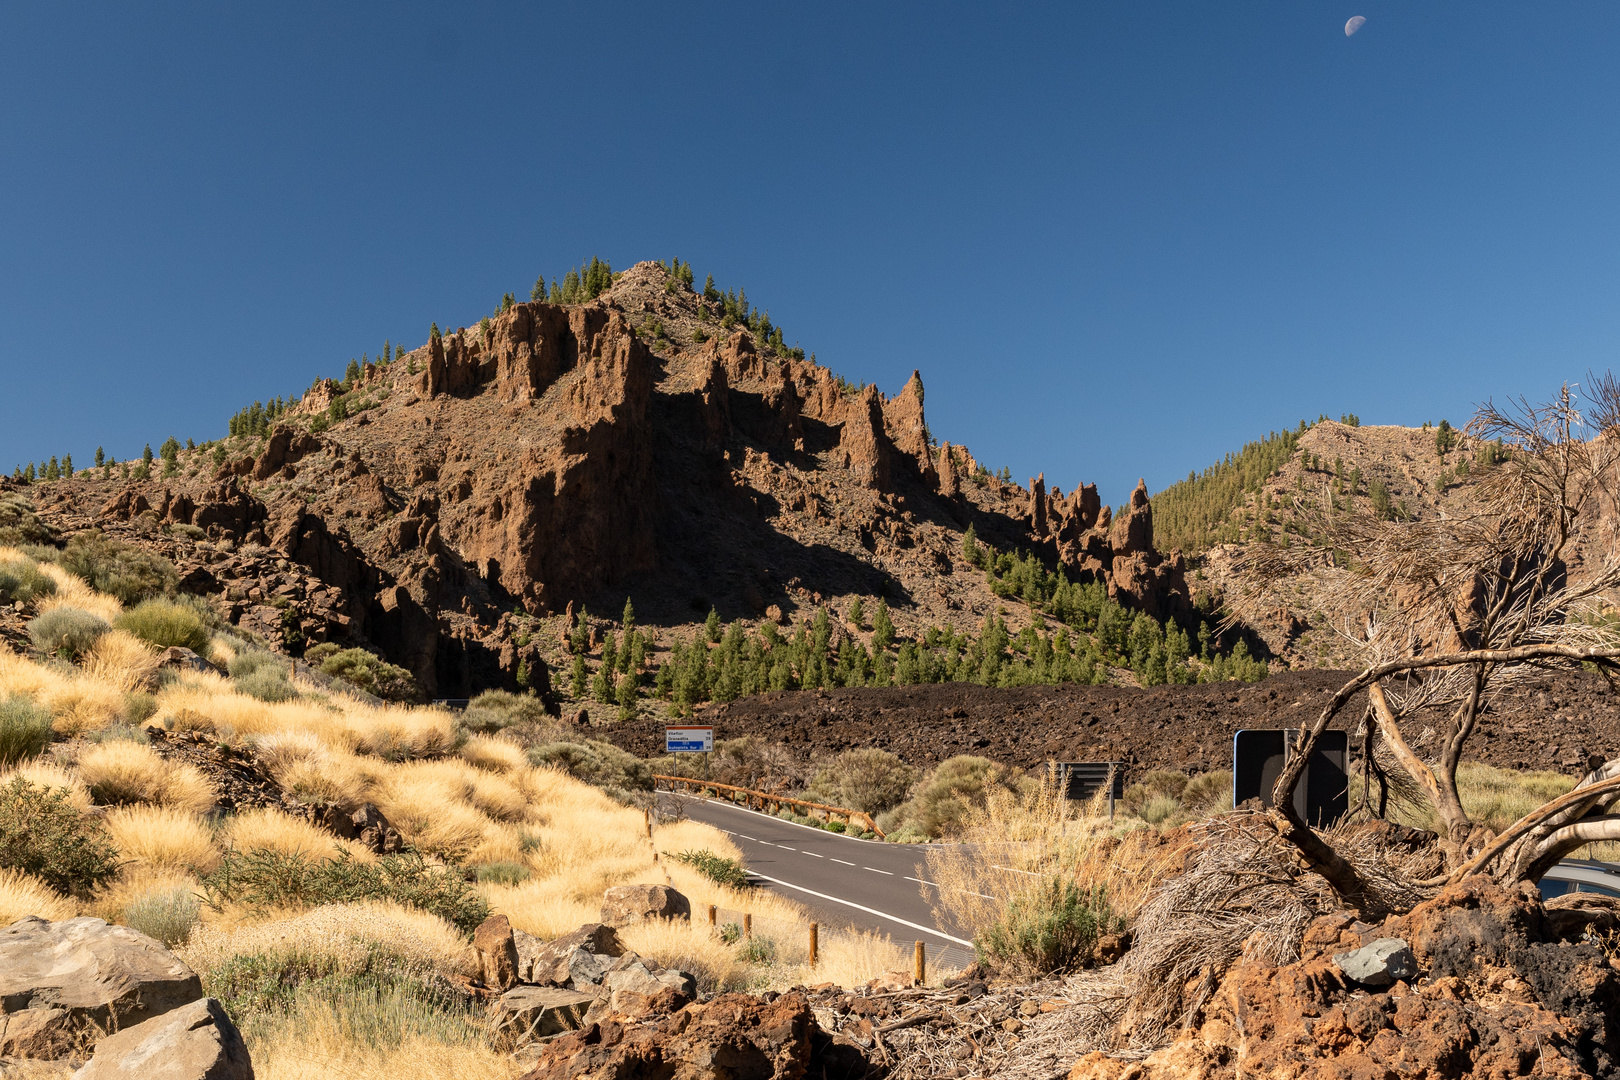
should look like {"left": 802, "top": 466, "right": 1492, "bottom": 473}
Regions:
{"left": 668, "top": 794, "right": 979, "bottom": 973}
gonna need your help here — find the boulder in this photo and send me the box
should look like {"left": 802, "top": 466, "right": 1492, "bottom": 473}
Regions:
{"left": 156, "top": 647, "right": 217, "bottom": 675}
{"left": 599, "top": 884, "right": 690, "bottom": 928}
{"left": 474, "top": 915, "right": 520, "bottom": 991}
{"left": 490, "top": 986, "right": 597, "bottom": 1049}
{"left": 519, "top": 991, "right": 820, "bottom": 1080}
{"left": 74, "top": 997, "right": 252, "bottom": 1080}
{"left": 516, "top": 923, "right": 625, "bottom": 988}
{"left": 1333, "top": 936, "right": 1419, "bottom": 988}
{"left": 0, "top": 916, "right": 203, "bottom": 1059}
{"left": 599, "top": 955, "right": 698, "bottom": 1005}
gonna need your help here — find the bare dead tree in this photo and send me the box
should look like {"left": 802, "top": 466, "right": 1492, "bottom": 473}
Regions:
{"left": 1226, "top": 377, "right": 1620, "bottom": 904}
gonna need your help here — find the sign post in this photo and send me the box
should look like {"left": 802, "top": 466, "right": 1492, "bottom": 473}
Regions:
{"left": 665, "top": 726, "right": 715, "bottom": 782}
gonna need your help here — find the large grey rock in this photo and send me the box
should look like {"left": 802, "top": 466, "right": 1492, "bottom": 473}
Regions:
{"left": 1333, "top": 936, "right": 1419, "bottom": 988}
{"left": 515, "top": 923, "right": 624, "bottom": 988}
{"left": 600, "top": 955, "right": 697, "bottom": 1001}
{"left": 488, "top": 986, "right": 596, "bottom": 1048}
{"left": 74, "top": 997, "right": 252, "bottom": 1080}
{"left": 0, "top": 917, "right": 203, "bottom": 1059}
{"left": 599, "top": 884, "right": 691, "bottom": 928}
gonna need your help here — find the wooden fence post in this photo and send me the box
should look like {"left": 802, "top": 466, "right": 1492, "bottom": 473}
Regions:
{"left": 914, "top": 941, "right": 926, "bottom": 986}
{"left": 744, "top": 913, "right": 752, "bottom": 939}
{"left": 809, "top": 923, "right": 818, "bottom": 966}
{"left": 707, "top": 905, "right": 717, "bottom": 929}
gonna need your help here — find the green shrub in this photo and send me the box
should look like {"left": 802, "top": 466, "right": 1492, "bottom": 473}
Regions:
{"left": 236, "top": 667, "right": 298, "bottom": 703}
{"left": 1181, "top": 770, "right": 1234, "bottom": 816}
{"left": 27, "top": 606, "right": 109, "bottom": 659}
{"left": 805, "top": 748, "right": 916, "bottom": 814}
{"left": 671, "top": 849, "right": 750, "bottom": 889}
{"left": 0, "top": 558, "right": 57, "bottom": 605}
{"left": 0, "top": 695, "right": 52, "bottom": 766}
{"left": 0, "top": 777, "right": 120, "bottom": 897}
{"left": 528, "top": 740, "right": 652, "bottom": 802}
{"left": 317, "top": 648, "right": 422, "bottom": 703}
{"left": 878, "top": 755, "right": 1021, "bottom": 840}
{"left": 167, "top": 523, "right": 206, "bottom": 541}
{"left": 116, "top": 598, "right": 211, "bottom": 654}
{"left": 200, "top": 848, "right": 490, "bottom": 935}
{"left": 54, "top": 532, "right": 178, "bottom": 605}
{"left": 122, "top": 886, "right": 201, "bottom": 947}
{"left": 229, "top": 649, "right": 283, "bottom": 678}
{"left": 122, "top": 692, "right": 159, "bottom": 727}
{"left": 461, "top": 689, "right": 549, "bottom": 734}
{"left": 975, "top": 879, "right": 1123, "bottom": 976}
{"left": 89, "top": 723, "right": 151, "bottom": 745}
{"left": 1138, "top": 794, "right": 1182, "bottom": 826}
{"left": 0, "top": 494, "right": 51, "bottom": 545}
{"left": 1122, "top": 770, "right": 1190, "bottom": 816}
{"left": 739, "top": 936, "right": 776, "bottom": 964}
{"left": 473, "top": 862, "right": 531, "bottom": 886}
{"left": 718, "top": 922, "right": 742, "bottom": 945}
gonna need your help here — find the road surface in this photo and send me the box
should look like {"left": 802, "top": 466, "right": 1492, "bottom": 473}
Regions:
{"left": 667, "top": 794, "right": 979, "bottom": 973}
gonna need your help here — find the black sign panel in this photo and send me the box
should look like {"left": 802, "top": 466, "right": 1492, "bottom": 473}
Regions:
{"left": 1232, "top": 729, "right": 1348, "bottom": 828}
{"left": 1050, "top": 761, "right": 1126, "bottom": 802}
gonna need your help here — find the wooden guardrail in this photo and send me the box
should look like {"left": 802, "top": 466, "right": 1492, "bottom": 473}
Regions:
{"left": 653, "top": 774, "right": 886, "bottom": 839}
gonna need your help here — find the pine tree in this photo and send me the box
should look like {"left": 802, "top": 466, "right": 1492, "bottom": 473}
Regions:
{"left": 62, "top": 454, "right": 72, "bottom": 477}
{"left": 570, "top": 655, "right": 587, "bottom": 698}
{"left": 94, "top": 447, "right": 105, "bottom": 468}
{"left": 615, "top": 672, "right": 637, "bottom": 721}
{"left": 848, "top": 597, "right": 865, "bottom": 628}
{"left": 601, "top": 631, "right": 618, "bottom": 676}
{"left": 516, "top": 658, "right": 531, "bottom": 691}
{"left": 872, "top": 598, "right": 895, "bottom": 651}
{"left": 430, "top": 322, "right": 442, "bottom": 342}
{"left": 45, "top": 457, "right": 59, "bottom": 481}
{"left": 23, "top": 463, "right": 35, "bottom": 482}
{"left": 532, "top": 276, "right": 547, "bottom": 302}
{"left": 344, "top": 360, "right": 361, "bottom": 387}
{"left": 622, "top": 598, "right": 635, "bottom": 632}
{"left": 705, "top": 608, "right": 721, "bottom": 643}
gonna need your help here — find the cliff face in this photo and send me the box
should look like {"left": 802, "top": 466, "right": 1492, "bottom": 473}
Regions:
{"left": 36, "top": 261, "right": 1191, "bottom": 697}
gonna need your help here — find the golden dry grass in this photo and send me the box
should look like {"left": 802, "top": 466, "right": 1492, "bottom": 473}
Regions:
{"left": 225, "top": 807, "right": 378, "bottom": 863}
{"left": 77, "top": 740, "right": 216, "bottom": 813}
{"left": 81, "top": 630, "right": 160, "bottom": 693}
{"left": 89, "top": 867, "right": 202, "bottom": 925}
{"left": 180, "top": 900, "right": 476, "bottom": 982}
{"left": 104, "top": 805, "right": 221, "bottom": 873}
{"left": 248, "top": 1020, "right": 522, "bottom": 1080}
{"left": 0, "top": 759, "right": 91, "bottom": 811}
{"left": 0, "top": 650, "right": 127, "bottom": 735}
{"left": 458, "top": 734, "right": 528, "bottom": 774}
{"left": 0, "top": 868, "right": 76, "bottom": 923}
{"left": 33, "top": 563, "right": 122, "bottom": 623}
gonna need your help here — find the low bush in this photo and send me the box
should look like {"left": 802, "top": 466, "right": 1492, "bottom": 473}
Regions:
{"left": 55, "top": 531, "right": 178, "bottom": 605}
{"left": 459, "top": 689, "right": 549, "bottom": 734}
{"left": 122, "top": 886, "right": 201, "bottom": 947}
{"left": 231, "top": 650, "right": 298, "bottom": 703}
{"left": 115, "top": 597, "right": 211, "bottom": 654}
{"left": 805, "top": 748, "right": 916, "bottom": 814}
{"left": 472, "top": 862, "right": 531, "bottom": 886}
{"left": 88, "top": 723, "right": 151, "bottom": 746}
{"left": 1122, "top": 770, "right": 1189, "bottom": 816}
{"left": 975, "top": 878, "right": 1123, "bottom": 976}
{"left": 0, "top": 493, "right": 52, "bottom": 545}
{"left": 78, "top": 740, "right": 216, "bottom": 813}
{"left": 528, "top": 739, "right": 652, "bottom": 803}
{"left": 878, "top": 755, "right": 1022, "bottom": 840}
{"left": 200, "top": 848, "right": 490, "bottom": 935}
{"left": 0, "top": 695, "right": 52, "bottom": 766}
{"left": 317, "top": 648, "right": 422, "bottom": 703}
{"left": 671, "top": 849, "right": 750, "bottom": 889}
{"left": 0, "top": 777, "right": 121, "bottom": 897}
{"left": 27, "top": 606, "right": 110, "bottom": 659}
{"left": 0, "top": 558, "right": 56, "bottom": 604}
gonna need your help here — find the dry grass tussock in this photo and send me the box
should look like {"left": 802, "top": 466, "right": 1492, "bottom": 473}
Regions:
{"left": 249, "top": 1014, "right": 522, "bottom": 1080}
{"left": 925, "top": 780, "right": 1189, "bottom": 943}
{"left": 76, "top": 740, "right": 216, "bottom": 814}
{"left": 81, "top": 629, "right": 160, "bottom": 693}
{"left": 0, "top": 759, "right": 90, "bottom": 810}
{"left": 457, "top": 733, "right": 528, "bottom": 773}
{"left": 225, "top": 807, "right": 379, "bottom": 863}
{"left": 0, "top": 650, "right": 127, "bottom": 735}
{"left": 103, "top": 805, "right": 221, "bottom": 874}
{"left": 0, "top": 868, "right": 76, "bottom": 923}
{"left": 32, "top": 561, "right": 123, "bottom": 624}
{"left": 180, "top": 900, "right": 475, "bottom": 981}
{"left": 88, "top": 866, "right": 202, "bottom": 924}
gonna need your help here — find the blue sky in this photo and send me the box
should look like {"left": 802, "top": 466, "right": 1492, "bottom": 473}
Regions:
{"left": 4, "top": 3, "right": 1619, "bottom": 506}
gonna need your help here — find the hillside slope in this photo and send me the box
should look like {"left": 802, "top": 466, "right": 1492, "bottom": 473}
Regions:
{"left": 11, "top": 261, "right": 1196, "bottom": 699}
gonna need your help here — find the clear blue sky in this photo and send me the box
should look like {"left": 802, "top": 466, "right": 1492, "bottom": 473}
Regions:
{"left": 4, "top": 3, "right": 1619, "bottom": 506}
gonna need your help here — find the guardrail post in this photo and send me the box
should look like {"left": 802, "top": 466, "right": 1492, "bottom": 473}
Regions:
{"left": 809, "top": 923, "right": 818, "bottom": 966}
{"left": 708, "top": 904, "right": 717, "bottom": 929}
{"left": 744, "top": 913, "right": 752, "bottom": 940}
{"left": 914, "top": 941, "right": 926, "bottom": 986}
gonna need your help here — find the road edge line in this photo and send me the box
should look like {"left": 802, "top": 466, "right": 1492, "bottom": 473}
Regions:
{"left": 746, "top": 870, "right": 975, "bottom": 947}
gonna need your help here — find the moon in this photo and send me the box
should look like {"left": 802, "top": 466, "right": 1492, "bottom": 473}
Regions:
{"left": 1345, "top": 15, "right": 1366, "bottom": 36}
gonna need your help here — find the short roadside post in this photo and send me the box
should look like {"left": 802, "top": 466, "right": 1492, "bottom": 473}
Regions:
{"left": 809, "top": 923, "right": 819, "bottom": 967}
{"left": 914, "top": 942, "right": 926, "bottom": 986}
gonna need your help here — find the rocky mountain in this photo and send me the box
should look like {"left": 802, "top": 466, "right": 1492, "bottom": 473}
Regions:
{"left": 13, "top": 261, "right": 1195, "bottom": 698}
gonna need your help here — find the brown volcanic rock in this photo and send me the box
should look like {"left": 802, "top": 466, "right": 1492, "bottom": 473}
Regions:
{"left": 838, "top": 384, "right": 894, "bottom": 491}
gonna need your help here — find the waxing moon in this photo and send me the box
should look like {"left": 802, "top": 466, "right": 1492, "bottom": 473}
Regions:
{"left": 1345, "top": 15, "right": 1366, "bottom": 36}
